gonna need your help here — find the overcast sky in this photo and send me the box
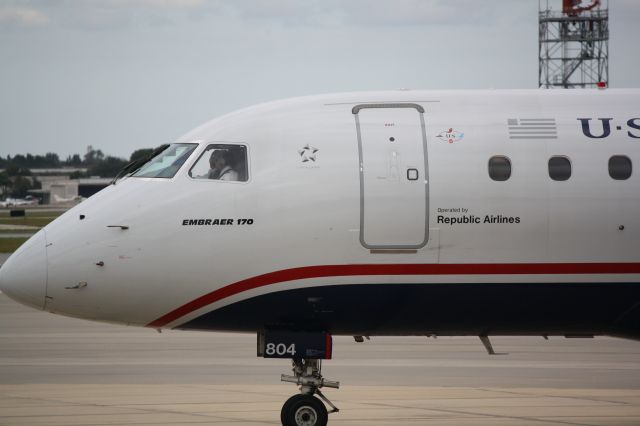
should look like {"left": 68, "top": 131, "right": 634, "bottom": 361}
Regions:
{"left": 1, "top": 0, "right": 638, "bottom": 159}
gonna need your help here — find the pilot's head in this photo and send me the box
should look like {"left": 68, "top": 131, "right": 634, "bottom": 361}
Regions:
{"left": 209, "top": 150, "right": 230, "bottom": 170}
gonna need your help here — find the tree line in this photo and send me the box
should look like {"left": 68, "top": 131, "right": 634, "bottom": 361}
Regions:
{"left": 0, "top": 146, "right": 154, "bottom": 198}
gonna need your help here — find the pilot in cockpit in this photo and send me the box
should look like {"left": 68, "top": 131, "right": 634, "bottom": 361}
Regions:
{"left": 208, "top": 150, "right": 239, "bottom": 181}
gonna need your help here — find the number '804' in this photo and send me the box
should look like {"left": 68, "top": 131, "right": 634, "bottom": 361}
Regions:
{"left": 265, "top": 343, "right": 296, "bottom": 356}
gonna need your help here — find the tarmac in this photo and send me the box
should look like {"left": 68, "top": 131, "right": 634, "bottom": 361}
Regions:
{"left": 2, "top": 252, "right": 640, "bottom": 425}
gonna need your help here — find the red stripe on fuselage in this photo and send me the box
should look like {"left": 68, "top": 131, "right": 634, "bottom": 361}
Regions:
{"left": 145, "top": 263, "right": 640, "bottom": 328}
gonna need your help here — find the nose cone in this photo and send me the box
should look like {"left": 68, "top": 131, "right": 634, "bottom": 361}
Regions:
{"left": 0, "top": 230, "right": 47, "bottom": 310}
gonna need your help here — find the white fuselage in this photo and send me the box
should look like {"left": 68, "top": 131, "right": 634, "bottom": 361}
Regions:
{"left": 1, "top": 89, "right": 639, "bottom": 337}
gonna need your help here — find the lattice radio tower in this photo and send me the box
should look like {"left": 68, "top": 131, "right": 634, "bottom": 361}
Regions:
{"left": 539, "top": 0, "right": 609, "bottom": 88}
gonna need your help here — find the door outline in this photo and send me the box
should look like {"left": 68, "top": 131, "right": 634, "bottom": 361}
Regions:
{"left": 352, "top": 103, "right": 429, "bottom": 250}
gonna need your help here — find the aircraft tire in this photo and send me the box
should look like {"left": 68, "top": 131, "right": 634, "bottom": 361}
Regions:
{"left": 281, "top": 394, "right": 328, "bottom": 426}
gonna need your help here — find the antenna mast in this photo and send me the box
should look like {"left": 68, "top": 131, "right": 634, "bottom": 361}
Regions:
{"left": 539, "top": 0, "right": 609, "bottom": 88}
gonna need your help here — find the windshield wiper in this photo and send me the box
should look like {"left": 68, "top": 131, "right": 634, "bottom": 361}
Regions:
{"left": 111, "top": 144, "right": 170, "bottom": 185}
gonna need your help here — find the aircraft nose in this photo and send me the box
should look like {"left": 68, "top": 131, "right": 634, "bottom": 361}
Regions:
{"left": 0, "top": 230, "right": 47, "bottom": 310}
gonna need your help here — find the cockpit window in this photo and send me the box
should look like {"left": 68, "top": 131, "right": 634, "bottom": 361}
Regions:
{"left": 132, "top": 143, "right": 197, "bottom": 178}
{"left": 189, "top": 144, "right": 248, "bottom": 182}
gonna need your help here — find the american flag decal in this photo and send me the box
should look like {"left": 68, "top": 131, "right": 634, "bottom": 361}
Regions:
{"left": 507, "top": 118, "right": 557, "bottom": 139}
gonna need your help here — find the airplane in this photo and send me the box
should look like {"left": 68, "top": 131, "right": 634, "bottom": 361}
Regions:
{"left": 0, "top": 196, "right": 39, "bottom": 208}
{"left": 51, "top": 194, "right": 86, "bottom": 204}
{"left": 1, "top": 88, "right": 639, "bottom": 426}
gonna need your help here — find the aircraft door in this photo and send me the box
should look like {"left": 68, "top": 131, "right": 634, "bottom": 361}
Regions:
{"left": 353, "top": 104, "right": 429, "bottom": 249}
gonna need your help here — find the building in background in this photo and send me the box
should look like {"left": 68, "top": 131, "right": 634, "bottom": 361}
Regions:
{"left": 77, "top": 178, "right": 111, "bottom": 199}
{"left": 26, "top": 170, "right": 110, "bottom": 205}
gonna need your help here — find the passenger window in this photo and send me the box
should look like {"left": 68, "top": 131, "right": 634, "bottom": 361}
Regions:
{"left": 488, "top": 156, "right": 511, "bottom": 181}
{"left": 189, "top": 144, "right": 248, "bottom": 182}
{"left": 608, "top": 155, "right": 632, "bottom": 180}
{"left": 548, "top": 156, "right": 571, "bottom": 181}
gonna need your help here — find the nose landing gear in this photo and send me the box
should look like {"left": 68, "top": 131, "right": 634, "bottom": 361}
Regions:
{"left": 280, "top": 358, "right": 339, "bottom": 426}
{"left": 257, "top": 331, "right": 339, "bottom": 426}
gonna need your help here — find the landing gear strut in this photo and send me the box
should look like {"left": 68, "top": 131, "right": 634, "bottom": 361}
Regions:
{"left": 280, "top": 358, "right": 339, "bottom": 426}
{"left": 257, "top": 332, "right": 339, "bottom": 425}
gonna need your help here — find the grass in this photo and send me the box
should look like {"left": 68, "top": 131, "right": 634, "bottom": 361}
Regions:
{"left": 0, "top": 210, "right": 65, "bottom": 252}
{"left": 0, "top": 210, "right": 65, "bottom": 218}
{"left": 0, "top": 217, "right": 57, "bottom": 227}
{"left": 0, "top": 229, "right": 36, "bottom": 234}
{"left": 0, "top": 209, "right": 64, "bottom": 252}
{"left": 0, "top": 238, "right": 29, "bottom": 253}
{"left": 0, "top": 210, "right": 64, "bottom": 228}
